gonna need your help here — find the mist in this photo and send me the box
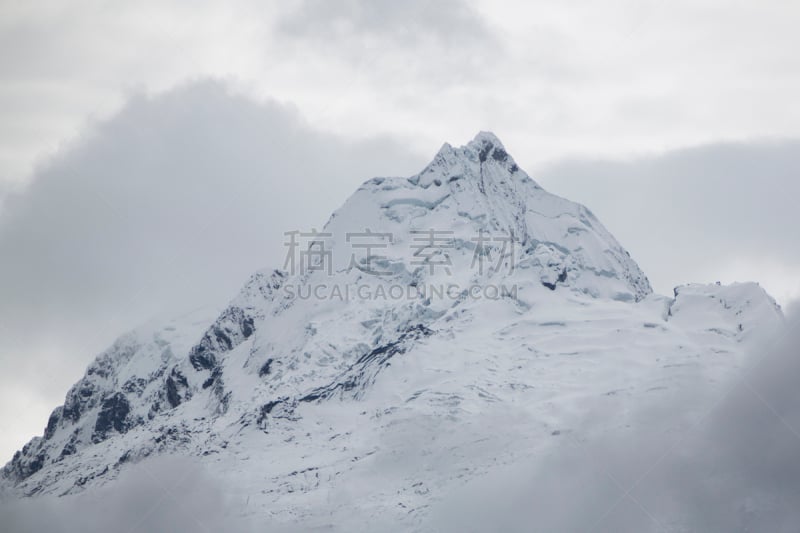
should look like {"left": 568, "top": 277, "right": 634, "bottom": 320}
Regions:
{"left": 0, "top": 456, "right": 254, "bottom": 533}
{"left": 432, "top": 307, "right": 800, "bottom": 531}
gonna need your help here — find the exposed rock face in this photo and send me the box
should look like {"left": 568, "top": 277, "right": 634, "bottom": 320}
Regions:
{"left": 92, "top": 393, "right": 131, "bottom": 443}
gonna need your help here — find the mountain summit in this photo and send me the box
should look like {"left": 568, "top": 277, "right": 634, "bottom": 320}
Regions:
{"left": 325, "top": 130, "right": 651, "bottom": 300}
{"left": 1, "top": 133, "right": 783, "bottom": 529}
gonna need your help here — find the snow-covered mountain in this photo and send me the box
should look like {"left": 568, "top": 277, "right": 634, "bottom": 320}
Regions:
{"left": 1, "top": 133, "right": 785, "bottom": 529}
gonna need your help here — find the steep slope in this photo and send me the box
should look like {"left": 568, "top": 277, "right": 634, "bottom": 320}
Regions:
{"left": 1, "top": 133, "right": 785, "bottom": 529}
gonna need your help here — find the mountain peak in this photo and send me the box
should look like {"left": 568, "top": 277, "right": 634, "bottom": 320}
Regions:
{"left": 467, "top": 130, "right": 506, "bottom": 157}
{"left": 330, "top": 133, "right": 652, "bottom": 301}
{"left": 2, "top": 132, "right": 787, "bottom": 530}
{"left": 4, "top": 131, "right": 653, "bottom": 498}
{"left": 431, "top": 131, "right": 506, "bottom": 162}
{"left": 415, "top": 131, "right": 526, "bottom": 190}
{"left": 470, "top": 130, "right": 503, "bottom": 145}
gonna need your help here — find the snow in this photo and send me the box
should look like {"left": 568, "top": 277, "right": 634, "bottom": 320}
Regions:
{"left": 1, "top": 132, "right": 786, "bottom": 529}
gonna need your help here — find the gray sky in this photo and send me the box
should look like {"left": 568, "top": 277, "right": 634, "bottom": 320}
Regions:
{"left": 1, "top": 0, "right": 799, "bottom": 463}
{"left": 536, "top": 140, "right": 800, "bottom": 304}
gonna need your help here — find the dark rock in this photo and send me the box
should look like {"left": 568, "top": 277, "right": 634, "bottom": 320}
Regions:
{"left": 60, "top": 437, "right": 77, "bottom": 458}
{"left": 7, "top": 440, "right": 48, "bottom": 481}
{"left": 61, "top": 402, "right": 81, "bottom": 424}
{"left": 542, "top": 267, "right": 568, "bottom": 291}
{"left": 478, "top": 142, "right": 493, "bottom": 162}
{"left": 189, "top": 345, "right": 217, "bottom": 371}
{"left": 43, "top": 407, "right": 62, "bottom": 440}
{"left": 213, "top": 327, "right": 233, "bottom": 350}
{"left": 92, "top": 393, "right": 130, "bottom": 443}
{"left": 299, "top": 324, "right": 433, "bottom": 403}
{"left": 491, "top": 148, "right": 508, "bottom": 162}
{"left": 75, "top": 465, "right": 108, "bottom": 488}
{"left": 122, "top": 377, "right": 147, "bottom": 395}
{"left": 165, "top": 369, "right": 189, "bottom": 408}
{"left": 256, "top": 398, "right": 293, "bottom": 429}
{"left": 26, "top": 452, "right": 46, "bottom": 477}
{"left": 189, "top": 306, "right": 255, "bottom": 371}
{"left": 259, "top": 358, "right": 274, "bottom": 377}
{"left": 202, "top": 367, "right": 222, "bottom": 390}
{"left": 241, "top": 317, "right": 255, "bottom": 338}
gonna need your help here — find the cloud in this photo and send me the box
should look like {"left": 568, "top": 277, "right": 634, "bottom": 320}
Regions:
{"left": 278, "top": 0, "right": 493, "bottom": 45}
{"left": 430, "top": 311, "right": 800, "bottom": 531}
{"left": 4, "top": 0, "right": 800, "bottom": 196}
{"left": 274, "top": 0, "right": 501, "bottom": 84}
{"left": 0, "top": 79, "right": 424, "bottom": 463}
{"left": 0, "top": 456, "right": 254, "bottom": 533}
{"left": 534, "top": 140, "right": 800, "bottom": 305}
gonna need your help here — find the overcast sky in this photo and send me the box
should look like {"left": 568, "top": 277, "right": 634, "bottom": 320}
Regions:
{"left": 1, "top": 0, "right": 798, "bottom": 463}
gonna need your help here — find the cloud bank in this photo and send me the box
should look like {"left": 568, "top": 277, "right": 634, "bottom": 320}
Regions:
{"left": 0, "top": 456, "right": 253, "bottom": 533}
{"left": 432, "top": 310, "right": 800, "bottom": 531}
{"left": 5, "top": 0, "right": 800, "bottom": 190}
